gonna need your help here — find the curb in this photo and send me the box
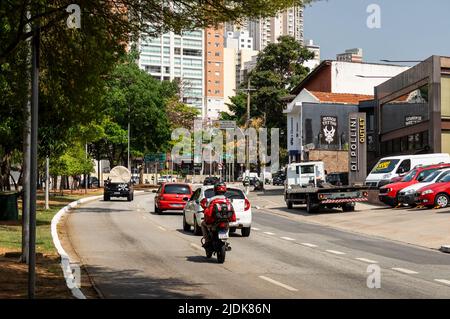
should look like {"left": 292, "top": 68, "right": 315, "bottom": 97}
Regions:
{"left": 51, "top": 191, "right": 145, "bottom": 299}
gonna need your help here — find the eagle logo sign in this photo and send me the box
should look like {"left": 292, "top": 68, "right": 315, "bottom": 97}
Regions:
{"left": 323, "top": 126, "right": 336, "bottom": 144}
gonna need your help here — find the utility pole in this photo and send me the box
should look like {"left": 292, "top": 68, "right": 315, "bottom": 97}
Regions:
{"left": 127, "top": 105, "right": 131, "bottom": 170}
{"left": 28, "top": 12, "right": 40, "bottom": 299}
{"left": 85, "top": 143, "right": 88, "bottom": 194}
{"left": 45, "top": 157, "right": 49, "bottom": 209}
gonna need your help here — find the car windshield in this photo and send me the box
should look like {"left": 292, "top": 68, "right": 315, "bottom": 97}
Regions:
{"left": 437, "top": 172, "right": 450, "bottom": 183}
{"left": 400, "top": 169, "right": 417, "bottom": 182}
{"left": 371, "top": 159, "right": 400, "bottom": 174}
{"left": 204, "top": 188, "right": 245, "bottom": 200}
{"left": 422, "top": 169, "right": 444, "bottom": 182}
{"left": 163, "top": 184, "right": 190, "bottom": 194}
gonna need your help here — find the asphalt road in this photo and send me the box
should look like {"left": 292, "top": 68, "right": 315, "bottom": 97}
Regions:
{"left": 66, "top": 191, "right": 450, "bottom": 298}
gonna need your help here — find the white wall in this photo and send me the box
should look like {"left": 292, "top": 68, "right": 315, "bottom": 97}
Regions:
{"left": 331, "top": 62, "right": 409, "bottom": 95}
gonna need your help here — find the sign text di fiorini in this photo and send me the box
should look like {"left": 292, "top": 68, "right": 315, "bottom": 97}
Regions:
{"left": 349, "top": 113, "right": 367, "bottom": 184}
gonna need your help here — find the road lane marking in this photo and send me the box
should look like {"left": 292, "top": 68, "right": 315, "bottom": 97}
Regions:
{"left": 434, "top": 279, "right": 450, "bottom": 285}
{"left": 158, "top": 226, "right": 166, "bottom": 231}
{"left": 252, "top": 227, "right": 260, "bottom": 231}
{"left": 190, "top": 243, "right": 203, "bottom": 251}
{"left": 259, "top": 276, "right": 298, "bottom": 292}
{"left": 355, "top": 258, "right": 378, "bottom": 264}
{"left": 326, "top": 250, "right": 346, "bottom": 255}
{"left": 281, "top": 237, "right": 295, "bottom": 241}
{"left": 391, "top": 268, "right": 418, "bottom": 274}
{"left": 263, "top": 232, "right": 275, "bottom": 235}
{"left": 300, "top": 243, "right": 317, "bottom": 248}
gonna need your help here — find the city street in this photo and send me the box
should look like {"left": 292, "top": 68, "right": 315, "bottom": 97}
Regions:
{"left": 65, "top": 190, "right": 450, "bottom": 299}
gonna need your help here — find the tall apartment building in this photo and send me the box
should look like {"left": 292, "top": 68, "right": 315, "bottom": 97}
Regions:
{"left": 138, "top": 30, "right": 205, "bottom": 116}
{"left": 304, "top": 39, "right": 321, "bottom": 71}
{"left": 246, "top": 6, "right": 304, "bottom": 51}
{"left": 204, "top": 26, "right": 226, "bottom": 120}
{"left": 336, "top": 48, "right": 363, "bottom": 63}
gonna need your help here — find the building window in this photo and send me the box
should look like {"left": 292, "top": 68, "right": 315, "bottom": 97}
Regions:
{"left": 183, "top": 48, "right": 202, "bottom": 56}
{"left": 215, "top": 52, "right": 220, "bottom": 57}
{"left": 164, "top": 66, "right": 170, "bottom": 73}
{"left": 174, "top": 47, "right": 181, "bottom": 55}
{"left": 215, "top": 90, "right": 220, "bottom": 94}
{"left": 146, "top": 65, "right": 161, "bottom": 73}
{"left": 215, "top": 71, "right": 220, "bottom": 76}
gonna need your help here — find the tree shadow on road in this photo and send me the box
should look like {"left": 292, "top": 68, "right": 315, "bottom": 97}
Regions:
{"left": 74, "top": 207, "right": 134, "bottom": 213}
{"left": 85, "top": 265, "right": 208, "bottom": 298}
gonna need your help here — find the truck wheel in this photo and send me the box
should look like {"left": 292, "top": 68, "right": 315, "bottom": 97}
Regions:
{"left": 127, "top": 194, "right": 132, "bottom": 201}
{"left": 241, "top": 227, "right": 251, "bottom": 237}
{"left": 342, "top": 203, "right": 355, "bottom": 212}
{"left": 103, "top": 194, "right": 110, "bottom": 201}
{"left": 286, "top": 200, "right": 293, "bottom": 209}
{"left": 306, "top": 195, "right": 319, "bottom": 214}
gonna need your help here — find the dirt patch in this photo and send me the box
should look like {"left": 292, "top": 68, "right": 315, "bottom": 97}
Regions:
{"left": 0, "top": 252, "right": 72, "bottom": 299}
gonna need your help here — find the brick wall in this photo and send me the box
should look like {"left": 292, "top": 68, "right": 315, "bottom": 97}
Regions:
{"left": 308, "top": 149, "right": 349, "bottom": 173}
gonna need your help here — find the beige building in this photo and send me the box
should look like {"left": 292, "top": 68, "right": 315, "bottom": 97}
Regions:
{"left": 223, "top": 47, "right": 237, "bottom": 106}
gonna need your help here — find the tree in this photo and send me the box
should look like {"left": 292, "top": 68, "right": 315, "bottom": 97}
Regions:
{"left": 166, "top": 97, "right": 200, "bottom": 130}
{"left": 0, "top": 0, "right": 315, "bottom": 64}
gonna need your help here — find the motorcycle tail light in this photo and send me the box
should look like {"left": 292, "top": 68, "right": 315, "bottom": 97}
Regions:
{"left": 200, "top": 198, "right": 208, "bottom": 209}
{"left": 219, "top": 222, "right": 227, "bottom": 228}
{"left": 244, "top": 198, "right": 250, "bottom": 211}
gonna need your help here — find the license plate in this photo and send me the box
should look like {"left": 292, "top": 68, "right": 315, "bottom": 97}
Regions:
{"left": 172, "top": 203, "right": 182, "bottom": 207}
{"left": 218, "top": 230, "right": 229, "bottom": 239}
{"left": 114, "top": 192, "right": 120, "bottom": 195}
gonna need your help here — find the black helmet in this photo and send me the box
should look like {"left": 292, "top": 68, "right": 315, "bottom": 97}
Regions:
{"left": 214, "top": 182, "right": 227, "bottom": 195}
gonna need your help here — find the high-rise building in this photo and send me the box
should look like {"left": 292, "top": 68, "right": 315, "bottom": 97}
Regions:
{"left": 204, "top": 26, "right": 225, "bottom": 120}
{"left": 304, "top": 39, "right": 321, "bottom": 71}
{"left": 138, "top": 30, "right": 205, "bottom": 116}
{"left": 247, "top": 6, "right": 304, "bottom": 51}
{"left": 336, "top": 48, "right": 363, "bottom": 63}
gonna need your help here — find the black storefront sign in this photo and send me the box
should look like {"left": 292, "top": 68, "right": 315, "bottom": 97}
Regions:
{"left": 349, "top": 113, "right": 367, "bottom": 185}
{"left": 320, "top": 116, "right": 338, "bottom": 145}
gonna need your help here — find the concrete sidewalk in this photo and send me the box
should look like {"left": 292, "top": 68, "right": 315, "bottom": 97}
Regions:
{"left": 247, "top": 189, "right": 450, "bottom": 251}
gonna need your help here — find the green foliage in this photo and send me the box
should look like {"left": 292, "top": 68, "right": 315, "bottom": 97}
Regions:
{"left": 50, "top": 143, "right": 94, "bottom": 177}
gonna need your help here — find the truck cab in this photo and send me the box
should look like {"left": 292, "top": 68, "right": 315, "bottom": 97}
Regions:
{"left": 286, "top": 162, "right": 325, "bottom": 189}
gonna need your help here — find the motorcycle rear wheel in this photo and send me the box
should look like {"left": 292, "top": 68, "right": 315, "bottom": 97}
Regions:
{"left": 217, "top": 244, "right": 226, "bottom": 263}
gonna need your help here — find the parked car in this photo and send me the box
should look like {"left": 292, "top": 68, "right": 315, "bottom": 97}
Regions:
{"left": 157, "top": 175, "right": 176, "bottom": 184}
{"left": 153, "top": 183, "right": 192, "bottom": 214}
{"left": 416, "top": 172, "right": 450, "bottom": 208}
{"left": 365, "top": 153, "right": 450, "bottom": 188}
{"left": 398, "top": 168, "right": 450, "bottom": 206}
{"left": 378, "top": 163, "right": 450, "bottom": 207}
{"left": 325, "top": 172, "right": 349, "bottom": 186}
{"left": 272, "top": 175, "right": 285, "bottom": 186}
{"left": 203, "top": 176, "right": 220, "bottom": 185}
{"left": 183, "top": 185, "right": 252, "bottom": 237}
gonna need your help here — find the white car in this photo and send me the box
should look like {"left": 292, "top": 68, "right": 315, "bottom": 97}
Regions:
{"left": 182, "top": 186, "right": 252, "bottom": 237}
{"left": 398, "top": 168, "right": 450, "bottom": 206}
{"left": 157, "top": 175, "right": 177, "bottom": 184}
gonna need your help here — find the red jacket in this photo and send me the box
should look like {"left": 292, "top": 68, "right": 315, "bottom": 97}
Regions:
{"left": 204, "top": 195, "right": 236, "bottom": 224}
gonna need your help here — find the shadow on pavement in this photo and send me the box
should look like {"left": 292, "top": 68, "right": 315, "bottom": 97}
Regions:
{"left": 150, "top": 211, "right": 183, "bottom": 216}
{"left": 85, "top": 265, "right": 207, "bottom": 298}
{"left": 75, "top": 207, "right": 134, "bottom": 213}
{"left": 186, "top": 255, "right": 218, "bottom": 264}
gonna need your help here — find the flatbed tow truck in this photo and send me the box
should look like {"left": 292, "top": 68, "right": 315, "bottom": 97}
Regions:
{"left": 284, "top": 162, "right": 369, "bottom": 214}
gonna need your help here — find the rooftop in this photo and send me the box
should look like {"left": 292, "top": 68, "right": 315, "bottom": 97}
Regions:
{"left": 309, "top": 91, "right": 373, "bottom": 104}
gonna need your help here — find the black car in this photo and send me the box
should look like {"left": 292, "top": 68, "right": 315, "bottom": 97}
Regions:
{"left": 325, "top": 172, "right": 349, "bottom": 186}
{"left": 203, "top": 176, "right": 220, "bottom": 186}
{"left": 104, "top": 179, "right": 134, "bottom": 201}
{"left": 272, "top": 175, "right": 285, "bottom": 186}
{"left": 80, "top": 176, "right": 99, "bottom": 188}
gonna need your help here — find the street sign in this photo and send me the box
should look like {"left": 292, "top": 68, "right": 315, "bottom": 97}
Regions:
{"left": 144, "top": 153, "right": 166, "bottom": 163}
{"left": 348, "top": 113, "right": 367, "bottom": 185}
{"left": 212, "top": 120, "right": 236, "bottom": 129}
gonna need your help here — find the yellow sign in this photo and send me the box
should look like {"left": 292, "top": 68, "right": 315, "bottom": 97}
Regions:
{"left": 376, "top": 161, "right": 391, "bottom": 170}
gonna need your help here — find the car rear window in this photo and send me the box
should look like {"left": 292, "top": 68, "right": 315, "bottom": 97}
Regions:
{"left": 163, "top": 184, "right": 191, "bottom": 194}
{"left": 204, "top": 188, "right": 245, "bottom": 200}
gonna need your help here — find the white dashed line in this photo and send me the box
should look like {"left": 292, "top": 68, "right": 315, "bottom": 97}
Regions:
{"left": 281, "top": 237, "right": 295, "bottom": 241}
{"left": 434, "top": 279, "right": 450, "bottom": 286}
{"left": 263, "top": 232, "right": 275, "bottom": 235}
{"left": 391, "top": 268, "right": 418, "bottom": 275}
{"left": 355, "top": 258, "right": 378, "bottom": 264}
{"left": 190, "top": 243, "right": 203, "bottom": 251}
{"left": 252, "top": 227, "right": 260, "bottom": 231}
{"left": 300, "top": 243, "right": 317, "bottom": 248}
{"left": 158, "top": 226, "right": 166, "bottom": 231}
{"left": 326, "top": 250, "right": 346, "bottom": 255}
{"left": 259, "top": 276, "right": 298, "bottom": 292}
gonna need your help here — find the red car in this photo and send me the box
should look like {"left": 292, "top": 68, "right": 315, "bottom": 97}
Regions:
{"left": 153, "top": 183, "right": 192, "bottom": 214}
{"left": 378, "top": 163, "right": 450, "bottom": 207}
{"left": 416, "top": 173, "right": 450, "bottom": 208}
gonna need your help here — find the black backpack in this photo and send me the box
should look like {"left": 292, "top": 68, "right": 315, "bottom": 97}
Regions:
{"left": 212, "top": 201, "right": 234, "bottom": 221}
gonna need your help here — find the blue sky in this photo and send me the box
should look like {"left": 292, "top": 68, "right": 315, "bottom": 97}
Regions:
{"left": 304, "top": 0, "right": 450, "bottom": 65}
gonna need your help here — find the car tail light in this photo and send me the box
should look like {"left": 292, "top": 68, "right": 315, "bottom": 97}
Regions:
{"left": 363, "top": 191, "right": 368, "bottom": 197}
{"left": 200, "top": 198, "right": 208, "bottom": 209}
{"left": 244, "top": 198, "right": 250, "bottom": 211}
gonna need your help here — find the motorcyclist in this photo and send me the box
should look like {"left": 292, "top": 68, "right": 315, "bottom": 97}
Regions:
{"left": 201, "top": 182, "right": 236, "bottom": 248}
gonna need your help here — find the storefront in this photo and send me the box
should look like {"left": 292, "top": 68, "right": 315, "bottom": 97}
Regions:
{"left": 373, "top": 55, "right": 450, "bottom": 160}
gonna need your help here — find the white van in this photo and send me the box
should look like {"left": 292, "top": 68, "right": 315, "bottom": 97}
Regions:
{"left": 365, "top": 153, "right": 450, "bottom": 188}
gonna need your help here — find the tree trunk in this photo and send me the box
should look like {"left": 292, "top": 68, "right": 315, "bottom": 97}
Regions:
{"left": 0, "top": 151, "right": 12, "bottom": 191}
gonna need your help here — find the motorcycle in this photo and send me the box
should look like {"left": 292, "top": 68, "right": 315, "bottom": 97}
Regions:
{"left": 202, "top": 203, "right": 233, "bottom": 263}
